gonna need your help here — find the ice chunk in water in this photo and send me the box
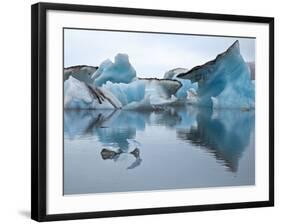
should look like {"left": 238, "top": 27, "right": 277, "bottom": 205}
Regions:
{"left": 102, "top": 80, "right": 145, "bottom": 106}
{"left": 177, "top": 41, "right": 255, "bottom": 109}
{"left": 64, "top": 76, "right": 122, "bottom": 109}
{"left": 92, "top": 53, "right": 137, "bottom": 86}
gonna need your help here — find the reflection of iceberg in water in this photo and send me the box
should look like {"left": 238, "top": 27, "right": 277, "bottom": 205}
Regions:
{"left": 177, "top": 108, "right": 254, "bottom": 172}
{"left": 64, "top": 110, "right": 144, "bottom": 151}
{"left": 100, "top": 147, "right": 142, "bottom": 169}
{"left": 64, "top": 106, "right": 254, "bottom": 173}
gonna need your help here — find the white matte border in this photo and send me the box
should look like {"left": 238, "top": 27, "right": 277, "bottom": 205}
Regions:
{"left": 46, "top": 10, "right": 269, "bottom": 214}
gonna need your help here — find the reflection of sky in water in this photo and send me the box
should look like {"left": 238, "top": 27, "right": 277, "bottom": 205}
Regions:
{"left": 64, "top": 106, "right": 255, "bottom": 195}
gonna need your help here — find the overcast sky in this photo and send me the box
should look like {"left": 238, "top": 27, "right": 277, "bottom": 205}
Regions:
{"left": 64, "top": 29, "right": 255, "bottom": 78}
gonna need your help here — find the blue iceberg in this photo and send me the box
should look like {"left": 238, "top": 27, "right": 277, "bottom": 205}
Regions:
{"left": 101, "top": 80, "right": 145, "bottom": 106}
{"left": 164, "top": 68, "right": 196, "bottom": 99}
{"left": 177, "top": 40, "right": 254, "bottom": 109}
{"left": 64, "top": 76, "right": 182, "bottom": 110}
{"left": 64, "top": 41, "right": 255, "bottom": 110}
{"left": 92, "top": 53, "right": 137, "bottom": 86}
{"left": 174, "top": 78, "right": 198, "bottom": 99}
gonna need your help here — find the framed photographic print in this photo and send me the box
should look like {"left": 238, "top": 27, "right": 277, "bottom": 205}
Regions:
{"left": 31, "top": 2, "right": 274, "bottom": 222}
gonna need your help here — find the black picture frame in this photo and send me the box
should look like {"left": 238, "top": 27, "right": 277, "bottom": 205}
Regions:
{"left": 31, "top": 2, "right": 274, "bottom": 222}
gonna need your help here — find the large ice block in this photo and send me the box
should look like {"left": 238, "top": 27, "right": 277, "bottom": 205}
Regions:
{"left": 92, "top": 53, "right": 137, "bottom": 86}
{"left": 177, "top": 41, "right": 255, "bottom": 109}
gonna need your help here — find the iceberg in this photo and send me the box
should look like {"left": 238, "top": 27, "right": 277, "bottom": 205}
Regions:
{"left": 64, "top": 41, "right": 254, "bottom": 110}
{"left": 64, "top": 65, "right": 97, "bottom": 84}
{"left": 136, "top": 78, "right": 181, "bottom": 108}
{"left": 174, "top": 78, "right": 198, "bottom": 99}
{"left": 140, "top": 78, "right": 182, "bottom": 98}
{"left": 163, "top": 68, "right": 198, "bottom": 100}
{"left": 101, "top": 78, "right": 182, "bottom": 110}
{"left": 64, "top": 76, "right": 122, "bottom": 109}
{"left": 92, "top": 53, "right": 137, "bottom": 86}
{"left": 101, "top": 80, "right": 145, "bottom": 106}
{"left": 64, "top": 76, "right": 182, "bottom": 110}
{"left": 186, "top": 88, "right": 198, "bottom": 104}
{"left": 164, "top": 67, "right": 189, "bottom": 79}
{"left": 177, "top": 40, "right": 254, "bottom": 109}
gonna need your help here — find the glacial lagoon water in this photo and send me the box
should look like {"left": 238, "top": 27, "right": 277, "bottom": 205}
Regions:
{"left": 64, "top": 106, "right": 255, "bottom": 195}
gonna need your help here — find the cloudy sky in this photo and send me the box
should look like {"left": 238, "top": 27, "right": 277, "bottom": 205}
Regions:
{"left": 64, "top": 28, "right": 255, "bottom": 78}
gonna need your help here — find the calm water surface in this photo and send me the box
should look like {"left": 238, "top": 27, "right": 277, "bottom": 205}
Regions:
{"left": 64, "top": 106, "right": 255, "bottom": 195}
